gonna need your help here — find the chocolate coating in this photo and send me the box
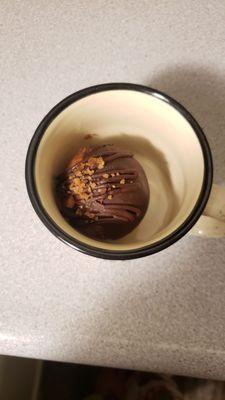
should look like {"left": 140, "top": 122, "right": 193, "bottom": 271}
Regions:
{"left": 56, "top": 144, "right": 149, "bottom": 240}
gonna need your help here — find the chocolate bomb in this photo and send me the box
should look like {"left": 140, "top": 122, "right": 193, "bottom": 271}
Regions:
{"left": 56, "top": 144, "right": 149, "bottom": 240}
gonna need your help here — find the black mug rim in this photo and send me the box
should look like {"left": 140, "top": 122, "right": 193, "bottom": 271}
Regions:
{"left": 25, "top": 83, "right": 213, "bottom": 260}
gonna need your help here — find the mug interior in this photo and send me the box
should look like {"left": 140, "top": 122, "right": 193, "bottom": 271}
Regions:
{"left": 34, "top": 89, "right": 205, "bottom": 251}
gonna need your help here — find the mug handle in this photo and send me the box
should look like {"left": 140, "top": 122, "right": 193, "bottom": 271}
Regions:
{"left": 190, "top": 184, "right": 225, "bottom": 237}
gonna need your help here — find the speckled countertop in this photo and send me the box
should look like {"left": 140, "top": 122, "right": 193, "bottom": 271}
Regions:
{"left": 1, "top": 0, "right": 225, "bottom": 380}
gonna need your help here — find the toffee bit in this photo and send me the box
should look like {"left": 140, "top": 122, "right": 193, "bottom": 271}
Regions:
{"left": 116, "top": 172, "right": 120, "bottom": 176}
{"left": 111, "top": 173, "right": 115, "bottom": 177}
{"left": 83, "top": 193, "right": 90, "bottom": 201}
{"left": 99, "top": 187, "right": 107, "bottom": 194}
{"left": 97, "top": 157, "right": 105, "bottom": 169}
{"left": 107, "top": 194, "right": 113, "bottom": 200}
{"left": 75, "top": 207, "right": 82, "bottom": 216}
{"left": 120, "top": 178, "right": 125, "bottom": 184}
{"left": 84, "top": 168, "right": 94, "bottom": 175}
{"left": 103, "top": 173, "right": 109, "bottom": 179}
{"left": 79, "top": 163, "right": 85, "bottom": 171}
{"left": 65, "top": 195, "right": 75, "bottom": 208}
{"left": 74, "top": 178, "right": 81, "bottom": 185}
{"left": 75, "top": 170, "right": 82, "bottom": 177}
{"left": 112, "top": 185, "right": 116, "bottom": 188}
{"left": 88, "top": 156, "right": 97, "bottom": 168}
{"left": 84, "top": 133, "right": 94, "bottom": 140}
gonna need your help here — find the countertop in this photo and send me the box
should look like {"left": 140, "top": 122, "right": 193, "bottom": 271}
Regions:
{"left": 1, "top": 0, "right": 225, "bottom": 380}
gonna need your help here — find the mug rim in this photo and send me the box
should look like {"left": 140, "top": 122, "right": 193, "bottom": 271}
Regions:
{"left": 25, "top": 83, "right": 213, "bottom": 260}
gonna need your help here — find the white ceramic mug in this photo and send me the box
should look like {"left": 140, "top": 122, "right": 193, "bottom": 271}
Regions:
{"left": 26, "top": 83, "right": 225, "bottom": 259}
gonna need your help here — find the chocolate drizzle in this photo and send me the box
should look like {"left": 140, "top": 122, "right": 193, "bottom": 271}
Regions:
{"left": 56, "top": 144, "right": 149, "bottom": 240}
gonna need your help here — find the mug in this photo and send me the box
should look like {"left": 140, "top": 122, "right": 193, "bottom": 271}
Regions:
{"left": 25, "top": 83, "right": 225, "bottom": 260}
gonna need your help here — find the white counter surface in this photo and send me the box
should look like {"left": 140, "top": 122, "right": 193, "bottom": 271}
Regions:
{"left": 1, "top": 0, "right": 225, "bottom": 379}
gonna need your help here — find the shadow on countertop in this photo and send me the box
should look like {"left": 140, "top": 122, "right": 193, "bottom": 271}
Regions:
{"left": 147, "top": 65, "right": 225, "bottom": 183}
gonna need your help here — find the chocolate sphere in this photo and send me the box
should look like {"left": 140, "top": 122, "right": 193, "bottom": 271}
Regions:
{"left": 56, "top": 144, "right": 149, "bottom": 240}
